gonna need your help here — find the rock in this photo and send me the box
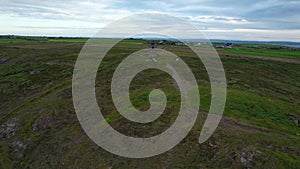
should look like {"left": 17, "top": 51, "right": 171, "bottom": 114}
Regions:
{"left": 265, "top": 144, "right": 299, "bottom": 156}
{"left": 266, "top": 144, "right": 275, "bottom": 149}
{"left": 208, "top": 142, "right": 219, "bottom": 149}
{"left": 281, "top": 147, "right": 300, "bottom": 156}
{"left": 240, "top": 156, "right": 247, "bottom": 165}
{"left": 0, "top": 118, "right": 20, "bottom": 140}
{"left": 30, "top": 70, "right": 40, "bottom": 75}
{"left": 46, "top": 62, "right": 74, "bottom": 67}
{"left": 32, "top": 114, "right": 55, "bottom": 132}
{"left": 294, "top": 120, "right": 298, "bottom": 125}
{"left": 238, "top": 151, "right": 256, "bottom": 169}
{"left": 9, "top": 140, "right": 26, "bottom": 159}
{"left": 287, "top": 115, "right": 299, "bottom": 126}
{"left": 0, "top": 57, "right": 8, "bottom": 64}
{"left": 46, "top": 61, "right": 58, "bottom": 65}
{"left": 9, "top": 140, "right": 25, "bottom": 148}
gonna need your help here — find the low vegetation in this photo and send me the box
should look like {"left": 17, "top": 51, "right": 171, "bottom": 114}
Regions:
{"left": 0, "top": 38, "right": 299, "bottom": 168}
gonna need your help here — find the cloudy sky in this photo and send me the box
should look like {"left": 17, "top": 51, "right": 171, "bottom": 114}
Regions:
{"left": 0, "top": 0, "right": 300, "bottom": 41}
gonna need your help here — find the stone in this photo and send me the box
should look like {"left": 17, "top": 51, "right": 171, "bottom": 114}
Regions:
{"left": 30, "top": 70, "right": 40, "bottom": 75}
{"left": 32, "top": 114, "right": 54, "bottom": 132}
{"left": 238, "top": 151, "right": 255, "bottom": 169}
{"left": 0, "top": 57, "right": 8, "bottom": 64}
{"left": 287, "top": 115, "right": 299, "bottom": 126}
{"left": 0, "top": 118, "right": 20, "bottom": 140}
{"left": 9, "top": 140, "right": 26, "bottom": 159}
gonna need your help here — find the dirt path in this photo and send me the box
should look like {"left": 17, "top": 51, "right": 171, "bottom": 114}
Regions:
{"left": 218, "top": 50, "right": 300, "bottom": 64}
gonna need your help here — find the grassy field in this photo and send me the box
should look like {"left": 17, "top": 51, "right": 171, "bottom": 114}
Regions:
{"left": 0, "top": 39, "right": 299, "bottom": 168}
{"left": 219, "top": 44, "right": 300, "bottom": 59}
{"left": 0, "top": 38, "right": 88, "bottom": 43}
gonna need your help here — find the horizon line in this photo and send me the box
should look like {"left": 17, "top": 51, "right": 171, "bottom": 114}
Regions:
{"left": 1, "top": 34, "right": 300, "bottom": 43}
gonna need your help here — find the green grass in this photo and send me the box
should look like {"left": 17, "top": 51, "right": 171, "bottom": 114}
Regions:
{"left": 0, "top": 38, "right": 88, "bottom": 43}
{"left": 221, "top": 47, "right": 300, "bottom": 59}
{"left": 0, "top": 38, "right": 36, "bottom": 43}
{"left": 0, "top": 39, "right": 300, "bottom": 168}
{"left": 119, "top": 39, "right": 145, "bottom": 44}
{"left": 225, "top": 88, "right": 300, "bottom": 135}
{"left": 239, "top": 44, "right": 282, "bottom": 47}
{"left": 47, "top": 38, "right": 88, "bottom": 43}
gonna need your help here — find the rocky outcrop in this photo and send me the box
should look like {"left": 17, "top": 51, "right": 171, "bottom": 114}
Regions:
{"left": 0, "top": 118, "right": 20, "bottom": 140}
{"left": 0, "top": 57, "right": 8, "bottom": 64}
{"left": 287, "top": 114, "right": 299, "bottom": 126}
{"left": 9, "top": 140, "right": 26, "bottom": 159}
{"left": 32, "top": 114, "right": 55, "bottom": 132}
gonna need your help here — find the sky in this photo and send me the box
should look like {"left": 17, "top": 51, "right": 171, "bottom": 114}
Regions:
{"left": 0, "top": 0, "right": 300, "bottom": 41}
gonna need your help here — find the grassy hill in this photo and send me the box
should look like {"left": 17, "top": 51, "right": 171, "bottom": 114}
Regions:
{"left": 0, "top": 39, "right": 299, "bottom": 168}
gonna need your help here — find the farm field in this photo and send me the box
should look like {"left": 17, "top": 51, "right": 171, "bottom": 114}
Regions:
{"left": 220, "top": 44, "right": 300, "bottom": 59}
{"left": 0, "top": 38, "right": 299, "bottom": 168}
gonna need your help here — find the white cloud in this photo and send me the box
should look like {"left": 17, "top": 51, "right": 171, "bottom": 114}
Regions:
{"left": 188, "top": 16, "right": 249, "bottom": 25}
{"left": 202, "top": 29, "right": 300, "bottom": 41}
{"left": 0, "top": 0, "right": 299, "bottom": 41}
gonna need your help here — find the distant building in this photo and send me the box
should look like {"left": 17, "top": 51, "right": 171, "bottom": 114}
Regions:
{"left": 215, "top": 43, "right": 233, "bottom": 48}
{"left": 175, "top": 42, "right": 184, "bottom": 46}
{"left": 225, "top": 43, "right": 233, "bottom": 48}
{"left": 158, "top": 40, "right": 166, "bottom": 45}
